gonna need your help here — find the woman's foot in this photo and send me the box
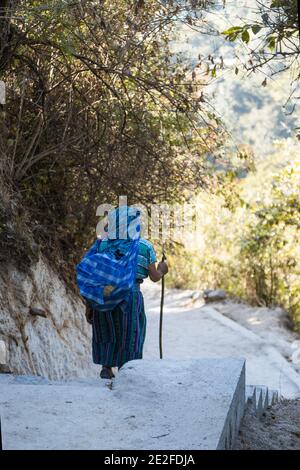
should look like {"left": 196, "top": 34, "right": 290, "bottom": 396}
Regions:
{"left": 100, "top": 366, "right": 115, "bottom": 379}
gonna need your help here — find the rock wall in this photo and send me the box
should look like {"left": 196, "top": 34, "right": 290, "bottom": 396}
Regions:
{"left": 0, "top": 257, "right": 98, "bottom": 379}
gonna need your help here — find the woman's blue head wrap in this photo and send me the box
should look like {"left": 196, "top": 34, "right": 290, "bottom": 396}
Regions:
{"left": 99, "top": 205, "right": 141, "bottom": 258}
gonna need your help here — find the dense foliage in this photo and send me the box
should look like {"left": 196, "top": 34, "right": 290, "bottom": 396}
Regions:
{"left": 241, "top": 161, "right": 300, "bottom": 326}
{"left": 0, "top": 0, "right": 223, "bottom": 274}
{"left": 167, "top": 145, "right": 300, "bottom": 330}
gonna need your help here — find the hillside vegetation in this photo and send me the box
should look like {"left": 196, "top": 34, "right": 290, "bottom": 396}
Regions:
{"left": 168, "top": 141, "right": 300, "bottom": 330}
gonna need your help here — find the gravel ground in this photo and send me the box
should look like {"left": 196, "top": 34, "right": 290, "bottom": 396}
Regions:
{"left": 234, "top": 399, "right": 300, "bottom": 450}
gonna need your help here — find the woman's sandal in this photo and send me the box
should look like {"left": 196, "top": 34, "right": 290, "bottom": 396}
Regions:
{"left": 100, "top": 366, "right": 115, "bottom": 379}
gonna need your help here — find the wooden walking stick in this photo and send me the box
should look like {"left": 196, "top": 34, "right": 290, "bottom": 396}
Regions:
{"left": 159, "top": 252, "right": 166, "bottom": 359}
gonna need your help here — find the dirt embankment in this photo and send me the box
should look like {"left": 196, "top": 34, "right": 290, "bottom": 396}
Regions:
{"left": 234, "top": 399, "right": 300, "bottom": 450}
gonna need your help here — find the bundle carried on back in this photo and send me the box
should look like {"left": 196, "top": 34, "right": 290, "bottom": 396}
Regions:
{"left": 76, "top": 206, "right": 140, "bottom": 312}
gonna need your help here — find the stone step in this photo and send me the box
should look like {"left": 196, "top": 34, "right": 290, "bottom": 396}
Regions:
{"left": 0, "top": 358, "right": 246, "bottom": 450}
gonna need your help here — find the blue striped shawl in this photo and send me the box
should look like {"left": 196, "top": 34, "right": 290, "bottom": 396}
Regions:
{"left": 76, "top": 237, "right": 140, "bottom": 311}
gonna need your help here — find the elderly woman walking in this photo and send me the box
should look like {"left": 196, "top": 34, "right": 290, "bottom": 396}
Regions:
{"left": 77, "top": 206, "right": 168, "bottom": 379}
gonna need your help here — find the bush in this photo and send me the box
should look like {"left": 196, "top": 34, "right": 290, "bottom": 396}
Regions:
{"left": 168, "top": 151, "right": 300, "bottom": 330}
{"left": 240, "top": 162, "right": 300, "bottom": 328}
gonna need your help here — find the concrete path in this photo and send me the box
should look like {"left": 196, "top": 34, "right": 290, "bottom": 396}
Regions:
{"left": 142, "top": 283, "right": 300, "bottom": 398}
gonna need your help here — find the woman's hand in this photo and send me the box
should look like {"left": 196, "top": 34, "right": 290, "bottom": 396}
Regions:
{"left": 149, "top": 261, "right": 169, "bottom": 282}
{"left": 85, "top": 304, "right": 94, "bottom": 324}
{"left": 157, "top": 260, "right": 168, "bottom": 276}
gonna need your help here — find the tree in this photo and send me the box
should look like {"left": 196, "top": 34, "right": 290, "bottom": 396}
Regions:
{"left": 0, "top": 0, "right": 224, "bottom": 272}
{"left": 222, "top": 1, "right": 300, "bottom": 91}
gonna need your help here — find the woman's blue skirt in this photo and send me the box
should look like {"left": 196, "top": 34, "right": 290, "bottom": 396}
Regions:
{"left": 92, "top": 285, "right": 146, "bottom": 367}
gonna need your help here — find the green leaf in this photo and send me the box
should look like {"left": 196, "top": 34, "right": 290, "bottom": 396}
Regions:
{"left": 251, "top": 25, "right": 261, "bottom": 35}
{"left": 222, "top": 26, "right": 243, "bottom": 36}
{"left": 267, "top": 36, "right": 276, "bottom": 50}
{"left": 242, "top": 30, "right": 250, "bottom": 43}
{"left": 270, "top": 1, "right": 281, "bottom": 7}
